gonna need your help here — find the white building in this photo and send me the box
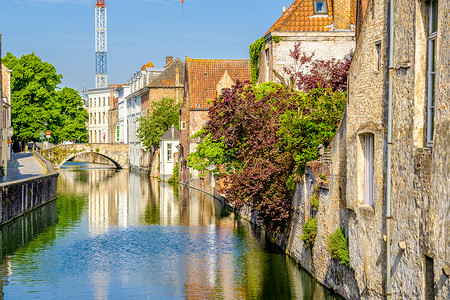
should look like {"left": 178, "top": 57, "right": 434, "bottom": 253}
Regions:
{"left": 125, "top": 62, "right": 162, "bottom": 169}
{"left": 87, "top": 87, "right": 114, "bottom": 143}
{"left": 159, "top": 125, "right": 179, "bottom": 181}
{"left": 116, "top": 84, "right": 130, "bottom": 144}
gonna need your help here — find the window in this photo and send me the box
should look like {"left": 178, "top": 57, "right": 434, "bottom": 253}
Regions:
{"left": 427, "top": 0, "right": 438, "bottom": 146}
{"left": 363, "top": 133, "right": 375, "bottom": 206}
{"left": 116, "top": 125, "right": 120, "bottom": 142}
{"left": 103, "top": 97, "right": 105, "bottom": 107}
{"left": 375, "top": 41, "right": 381, "bottom": 71}
{"left": 314, "top": 0, "right": 328, "bottom": 14}
{"left": 425, "top": 255, "right": 435, "bottom": 299}
{"left": 180, "top": 121, "right": 187, "bottom": 130}
{"left": 167, "top": 143, "right": 173, "bottom": 162}
{"left": 265, "top": 48, "right": 270, "bottom": 80}
{"left": 103, "top": 112, "right": 106, "bottom": 124}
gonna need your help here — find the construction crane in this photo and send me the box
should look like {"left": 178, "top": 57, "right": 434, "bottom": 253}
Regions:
{"left": 181, "top": 0, "right": 184, "bottom": 20}
{"left": 95, "top": 0, "right": 107, "bottom": 88}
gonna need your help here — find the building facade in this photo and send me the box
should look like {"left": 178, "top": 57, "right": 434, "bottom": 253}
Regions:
{"left": 180, "top": 58, "right": 251, "bottom": 184}
{"left": 125, "top": 62, "right": 162, "bottom": 169}
{"left": 344, "top": 0, "right": 449, "bottom": 297}
{"left": 159, "top": 125, "right": 180, "bottom": 181}
{"left": 259, "top": 0, "right": 356, "bottom": 84}
{"left": 87, "top": 87, "right": 114, "bottom": 143}
{"left": 284, "top": 0, "right": 449, "bottom": 298}
{"left": 116, "top": 84, "right": 130, "bottom": 144}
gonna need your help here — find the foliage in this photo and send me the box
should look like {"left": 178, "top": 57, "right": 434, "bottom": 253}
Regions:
{"left": 327, "top": 228, "right": 350, "bottom": 266}
{"left": 55, "top": 87, "right": 89, "bottom": 143}
{"left": 301, "top": 217, "right": 317, "bottom": 248}
{"left": 2, "top": 52, "right": 88, "bottom": 143}
{"left": 278, "top": 88, "right": 346, "bottom": 174}
{"left": 249, "top": 37, "right": 265, "bottom": 83}
{"left": 284, "top": 43, "right": 353, "bottom": 92}
{"left": 168, "top": 161, "right": 179, "bottom": 184}
{"left": 0, "top": 166, "right": 5, "bottom": 178}
{"left": 318, "top": 173, "right": 326, "bottom": 181}
{"left": 273, "top": 36, "right": 281, "bottom": 44}
{"left": 137, "top": 97, "right": 181, "bottom": 151}
{"left": 188, "top": 81, "right": 346, "bottom": 232}
{"left": 309, "top": 193, "right": 319, "bottom": 210}
{"left": 187, "top": 130, "right": 228, "bottom": 177}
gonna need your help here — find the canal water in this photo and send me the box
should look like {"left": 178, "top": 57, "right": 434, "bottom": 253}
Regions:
{"left": 0, "top": 165, "right": 341, "bottom": 299}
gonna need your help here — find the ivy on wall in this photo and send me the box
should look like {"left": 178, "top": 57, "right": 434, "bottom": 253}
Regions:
{"left": 249, "top": 36, "right": 265, "bottom": 83}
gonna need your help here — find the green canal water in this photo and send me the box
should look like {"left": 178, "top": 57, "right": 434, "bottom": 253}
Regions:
{"left": 0, "top": 165, "right": 342, "bottom": 299}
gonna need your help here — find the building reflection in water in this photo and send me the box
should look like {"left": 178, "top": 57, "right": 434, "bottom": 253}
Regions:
{"left": 0, "top": 169, "right": 339, "bottom": 299}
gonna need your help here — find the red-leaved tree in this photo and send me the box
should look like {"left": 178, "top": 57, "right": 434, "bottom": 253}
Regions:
{"left": 283, "top": 43, "right": 353, "bottom": 92}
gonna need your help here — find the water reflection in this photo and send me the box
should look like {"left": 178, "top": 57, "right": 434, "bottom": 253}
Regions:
{"left": 0, "top": 167, "right": 341, "bottom": 299}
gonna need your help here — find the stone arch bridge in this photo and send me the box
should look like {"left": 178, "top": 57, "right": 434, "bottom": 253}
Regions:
{"left": 41, "top": 143, "right": 129, "bottom": 169}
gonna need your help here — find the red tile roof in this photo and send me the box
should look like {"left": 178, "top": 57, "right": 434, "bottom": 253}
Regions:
{"left": 185, "top": 58, "right": 251, "bottom": 110}
{"left": 266, "top": 0, "right": 357, "bottom": 34}
{"left": 141, "top": 61, "right": 155, "bottom": 71}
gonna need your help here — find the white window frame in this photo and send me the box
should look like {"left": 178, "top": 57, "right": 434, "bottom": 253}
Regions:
{"left": 364, "top": 133, "right": 375, "bottom": 206}
{"left": 427, "top": 0, "right": 438, "bottom": 147}
{"left": 265, "top": 48, "right": 270, "bottom": 80}
{"left": 167, "top": 143, "right": 173, "bottom": 162}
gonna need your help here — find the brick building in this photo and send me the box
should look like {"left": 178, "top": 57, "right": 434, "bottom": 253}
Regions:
{"left": 259, "top": 0, "right": 356, "bottom": 83}
{"left": 179, "top": 58, "right": 251, "bottom": 184}
{"left": 142, "top": 57, "right": 185, "bottom": 114}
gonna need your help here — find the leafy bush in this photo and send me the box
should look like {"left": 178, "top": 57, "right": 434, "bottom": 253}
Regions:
{"left": 301, "top": 217, "right": 317, "bottom": 248}
{"left": 310, "top": 193, "right": 319, "bottom": 210}
{"left": 327, "top": 228, "right": 350, "bottom": 266}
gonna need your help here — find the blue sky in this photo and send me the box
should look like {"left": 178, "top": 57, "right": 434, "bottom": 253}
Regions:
{"left": 0, "top": 0, "right": 286, "bottom": 91}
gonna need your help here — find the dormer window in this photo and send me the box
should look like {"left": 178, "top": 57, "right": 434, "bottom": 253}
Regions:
{"left": 314, "top": 0, "right": 328, "bottom": 14}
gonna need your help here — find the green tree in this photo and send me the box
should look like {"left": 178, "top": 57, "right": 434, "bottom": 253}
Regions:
{"left": 2, "top": 52, "right": 88, "bottom": 144}
{"left": 55, "top": 87, "right": 89, "bottom": 143}
{"left": 137, "top": 97, "right": 181, "bottom": 151}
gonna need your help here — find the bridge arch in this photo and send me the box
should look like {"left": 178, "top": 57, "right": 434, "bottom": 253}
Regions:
{"left": 62, "top": 151, "right": 123, "bottom": 169}
{"left": 41, "top": 143, "right": 130, "bottom": 170}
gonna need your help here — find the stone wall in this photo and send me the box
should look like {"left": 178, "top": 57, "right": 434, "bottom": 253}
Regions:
{"left": 0, "top": 171, "right": 58, "bottom": 226}
{"left": 345, "top": 0, "right": 450, "bottom": 298}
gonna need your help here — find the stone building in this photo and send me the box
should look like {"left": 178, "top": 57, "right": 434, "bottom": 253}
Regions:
{"left": 179, "top": 58, "right": 251, "bottom": 184}
{"left": 286, "top": 0, "right": 449, "bottom": 298}
{"left": 259, "top": 0, "right": 357, "bottom": 84}
{"left": 345, "top": 0, "right": 449, "bottom": 297}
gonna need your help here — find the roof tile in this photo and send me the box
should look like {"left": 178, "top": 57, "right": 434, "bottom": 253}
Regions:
{"left": 186, "top": 58, "right": 251, "bottom": 110}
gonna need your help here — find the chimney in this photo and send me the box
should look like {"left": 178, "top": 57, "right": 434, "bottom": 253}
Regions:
{"left": 166, "top": 56, "right": 173, "bottom": 67}
{"left": 334, "top": 0, "right": 352, "bottom": 30}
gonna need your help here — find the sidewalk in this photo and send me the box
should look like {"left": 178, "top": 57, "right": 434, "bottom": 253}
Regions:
{"left": 4, "top": 152, "right": 46, "bottom": 182}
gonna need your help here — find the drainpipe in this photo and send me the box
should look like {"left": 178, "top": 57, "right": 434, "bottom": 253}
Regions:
{"left": 386, "top": 0, "right": 394, "bottom": 298}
